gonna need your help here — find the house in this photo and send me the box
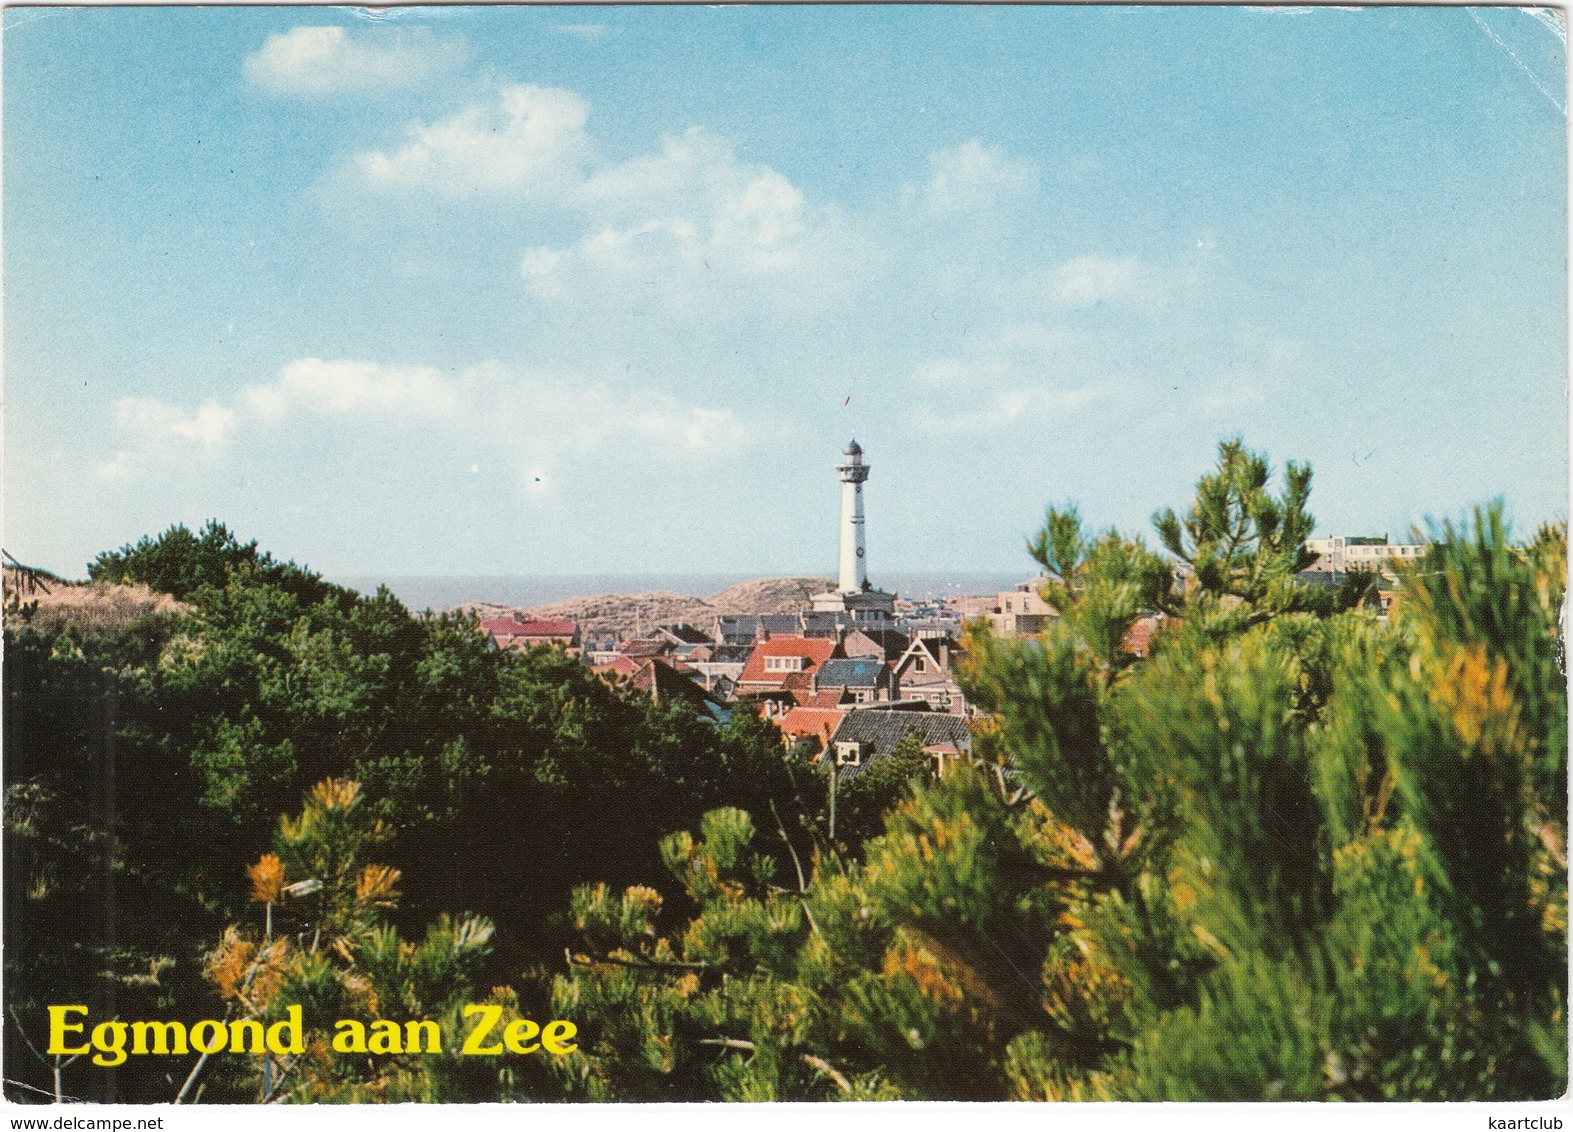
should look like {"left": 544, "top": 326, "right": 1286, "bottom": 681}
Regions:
{"left": 715, "top": 613, "right": 805, "bottom": 645}
{"left": 625, "top": 657, "right": 730, "bottom": 723}
{"left": 1304, "top": 535, "right": 1428, "bottom": 577}
{"left": 683, "top": 644, "right": 751, "bottom": 700}
{"left": 892, "top": 636, "right": 967, "bottom": 715}
{"left": 812, "top": 657, "right": 896, "bottom": 704}
{"left": 799, "top": 611, "right": 845, "bottom": 638}
{"left": 986, "top": 578, "right": 1057, "bottom": 637}
{"left": 592, "top": 655, "right": 644, "bottom": 680}
{"left": 618, "top": 638, "right": 670, "bottom": 660}
{"left": 899, "top": 615, "right": 966, "bottom": 641}
{"left": 735, "top": 636, "right": 841, "bottom": 706}
{"left": 480, "top": 614, "right": 581, "bottom": 656}
{"left": 826, "top": 710, "right": 973, "bottom": 780}
{"left": 774, "top": 706, "right": 848, "bottom": 755}
{"left": 841, "top": 627, "right": 910, "bottom": 662}
{"left": 1122, "top": 615, "right": 1165, "bottom": 659}
{"left": 656, "top": 623, "right": 716, "bottom": 658}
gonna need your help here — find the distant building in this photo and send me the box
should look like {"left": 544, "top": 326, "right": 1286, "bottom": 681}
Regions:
{"left": 596, "top": 656, "right": 730, "bottom": 723}
{"left": 841, "top": 627, "right": 910, "bottom": 662}
{"left": 618, "top": 638, "right": 670, "bottom": 660}
{"left": 714, "top": 613, "right": 805, "bottom": 645}
{"left": 1304, "top": 535, "right": 1428, "bottom": 576}
{"left": 1123, "top": 614, "right": 1165, "bottom": 659}
{"left": 985, "top": 577, "right": 1057, "bottom": 637}
{"left": 656, "top": 623, "right": 715, "bottom": 657}
{"left": 900, "top": 615, "right": 966, "bottom": 641}
{"left": 480, "top": 614, "right": 581, "bottom": 656}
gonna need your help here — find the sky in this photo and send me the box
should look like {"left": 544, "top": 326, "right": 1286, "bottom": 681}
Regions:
{"left": 4, "top": 5, "right": 1567, "bottom": 579}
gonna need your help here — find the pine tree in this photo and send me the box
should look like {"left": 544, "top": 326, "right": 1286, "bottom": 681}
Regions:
{"left": 197, "top": 779, "right": 512, "bottom": 1102}
{"left": 547, "top": 446, "right": 1567, "bottom": 1102}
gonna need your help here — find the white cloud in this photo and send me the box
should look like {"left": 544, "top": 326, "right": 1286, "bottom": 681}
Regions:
{"left": 97, "top": 399, "right": 237, "bottom": 480}
{"left": 352, "top": 85, "right": 591, "bottom": 198}
{"left": 632, "top": 406, "right": 746, "bottom": 451}
{"left": 242, "top": 358, "right": 463, "bottom": 421}
{"left": 340, "top": 90, "right": 848, "bottom": 309}
{"left": 912, "top": 387, "right": 1098, "bottom": 436}
{"left": 98, "top": 358, "right": 750, "bottom": 483}
{"left": 1050, "top": 255, "right": 1149, "bottom": 305}
{"left": 906, "top": 139, "right": 1037, "bottom": 216}
{"left": 914, "top": 325, "right": 1073, "bottom": 389}
{"left": 244, "top": 26, "right": 466, "bottom": 96}
{"left": 518, "top": 128, "right": 834, "bottom": 304}
{"left": 908, "top": 324, "right": 1102, "bottom": 434}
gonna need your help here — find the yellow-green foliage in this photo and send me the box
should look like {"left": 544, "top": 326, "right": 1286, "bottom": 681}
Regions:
{"left": 204, "top": 780, "right": 506, "bottom": 1103}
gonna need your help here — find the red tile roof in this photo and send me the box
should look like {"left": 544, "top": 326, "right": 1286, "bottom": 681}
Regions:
{"left": 736, "top": 636, "right": 840, "bottom": 688}
{"left": 482, "top": 617, "right": 577, "bottom": 638}
{"left": 593, "top": 656, "right": 642, "bottom": 679}
{"left": 776, "top": 707, "right": 847, "bottom": 745}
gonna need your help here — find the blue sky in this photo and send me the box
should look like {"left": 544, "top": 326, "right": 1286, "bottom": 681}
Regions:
{"left": 5, "top": 5, "right": 1566, "bottom": 579}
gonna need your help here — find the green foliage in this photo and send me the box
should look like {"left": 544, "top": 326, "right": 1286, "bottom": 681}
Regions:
{"left": 8, "top": 522, "right": 815, "bottom": 1102}
{"left": 1152, "top": 437, "right": 1349, "bottom": 633}
{"left": 10, "top": 461, "right": 1565, "bottom": 1103}
{"left": 1027, "top": 503, "right": 1171, "bottom": 673}
{"left": 88, "top": 520, "right": 348, "bottom": 607}
{"left": 547, "top": 450, "right": 1566, "bottom": 1103}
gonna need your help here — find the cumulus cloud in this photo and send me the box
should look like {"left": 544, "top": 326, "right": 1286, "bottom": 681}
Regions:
{"left": 98, "top": 399, "right": 237, "bottom": 481}
{"left": 98, "top": 358, "right": 749, "bottom": 483}
{"left": 514, "top": 128, "right": 838, "bottom": 306}
{"left": 242, "top": 358, "right": 463, "bottom": 421}
{"left": 338, "top": 83, "right": 838, "bottom": 301}
{"left": 353, "top": 84, "right": 591, "bottom": 198}
{"left": 908, "top": 324, "right": 1103, "bottom": 434}
{"left": 244, "top": 26, "right": 466, "bottom": 96}
{"left": 905, "top": 139, "right": 1037, "bottom": 216}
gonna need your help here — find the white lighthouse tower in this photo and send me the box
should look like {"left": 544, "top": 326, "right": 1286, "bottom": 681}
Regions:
{"left": 837, "top": 439, "right": 870, "bottom": 593}
{"left": 812, "top": 439, "right": 896, "bottom": 622}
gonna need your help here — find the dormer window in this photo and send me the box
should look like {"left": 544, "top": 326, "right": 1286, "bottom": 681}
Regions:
{"left": 836, "top": 741, "right": 863, "bottom": 766}
{"left": 765, "top": 655, "right": 806, "bottom": 673}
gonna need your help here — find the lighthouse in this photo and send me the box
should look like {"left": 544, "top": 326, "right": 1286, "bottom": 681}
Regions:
{"left": 812, "top": 440, "right": 896, "bottom": 622}
{"left": 837, "top": 439, "right": 870, "bottom": 593}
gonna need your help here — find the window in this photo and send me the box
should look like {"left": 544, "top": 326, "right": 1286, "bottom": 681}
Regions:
{"left": 913, "top": 657, "right": 927, "bottom": 674}
{"left": 836, "top": 742, "right": 863, "bottom": 766}
{"left": 765, "top": 655, "right": 805, "bottom": 673}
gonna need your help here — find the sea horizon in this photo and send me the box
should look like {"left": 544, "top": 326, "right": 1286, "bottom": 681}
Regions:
{"left": 326, "top": 571, "right": 1034, "bottom": 614}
